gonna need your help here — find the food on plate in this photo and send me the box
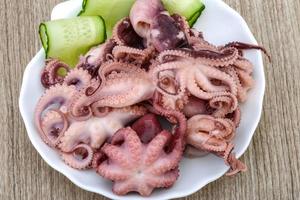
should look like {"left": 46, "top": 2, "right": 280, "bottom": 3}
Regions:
{"left": 78, "top": 0, "right": 136, "bottom": 36}
{"left": 78, "top": 0, "right": 205, "bottom": 37}
{"left": 39, "top": 16, "right": 106, "bottom": 66}
{"left": 162, "top": 0, "right": 205, "bottom": 26}
{"left": 34, "top": 0, "right": 269, "bottom": 196}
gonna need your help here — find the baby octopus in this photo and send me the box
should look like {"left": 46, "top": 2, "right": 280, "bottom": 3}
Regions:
{"left": 34, "top": 0, "right": 269, "bottom": 196}
{"left": 96, "top": 98, "right": 187, "bottom": 196}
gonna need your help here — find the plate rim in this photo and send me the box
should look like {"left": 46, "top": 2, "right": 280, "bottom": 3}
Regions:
{"left": 19, "top": 0, "right": 265, "bottom": 199}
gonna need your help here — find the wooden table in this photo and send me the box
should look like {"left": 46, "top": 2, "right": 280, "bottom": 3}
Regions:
{"left": 1, "top": 0, "right": 299, "bottom": 199}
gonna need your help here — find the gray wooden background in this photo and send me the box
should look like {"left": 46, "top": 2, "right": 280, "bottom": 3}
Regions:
{"left": 1, "top": 0, "right": 299, "bottom": 199}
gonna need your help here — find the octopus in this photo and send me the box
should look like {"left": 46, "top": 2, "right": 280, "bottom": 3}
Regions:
{"left": 186, "top": 114, "right": 247, "bottom": 175}
{"left": 34, "top": 0, "right": 269, "bottom": 196}
{"left": 96, "top": 100, "right": 186, "bottom": 196}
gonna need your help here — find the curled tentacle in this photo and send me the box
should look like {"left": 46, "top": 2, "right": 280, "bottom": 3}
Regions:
{"left": 34, "top": 84, "right": 77, "bottom": 146}
{"left": 61, "top": 144, "right": 94, "bottom": 169}
{"left": 226, "top": 107, "right": 241, "bottom": 127}
{"left": 187, "top": 115, "right": 231, "bottom": 152}
{"left": 64, "top": 68, "right": 92, "bottom": 90}
{"left": 209, "top": 94, "right": 238, "bottom": 118}
{"left": 41, "top": 110, "right": 68, "bottom": 146}
{"left": 41, "top": 59, "right": 71, "bottom": 88}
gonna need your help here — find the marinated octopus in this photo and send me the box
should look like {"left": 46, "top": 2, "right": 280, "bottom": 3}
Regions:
{"left": 34, "top": 0, "right": 268, "bottom": 196}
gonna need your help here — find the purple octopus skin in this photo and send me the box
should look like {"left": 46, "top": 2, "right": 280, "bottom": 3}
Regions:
{"left": 129, "top": 0, "right": 187, "bottom": 52}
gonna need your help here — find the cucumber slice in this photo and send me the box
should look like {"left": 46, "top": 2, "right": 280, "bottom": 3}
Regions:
{"left": 39, "top": 16, "right": 106, "bottom": 67}
{"left": 188, "top": 4, "right": 205, "bottom": 27}
{"left": 162, "top": 0, "right": 205, "bottom": 27}
{"left": 79, "top": 0, "right": 135, "bottom": 37}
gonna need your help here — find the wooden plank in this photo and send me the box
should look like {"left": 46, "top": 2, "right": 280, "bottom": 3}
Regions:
{"left": 0, "top": 0, "right": 299, "bottom": 199}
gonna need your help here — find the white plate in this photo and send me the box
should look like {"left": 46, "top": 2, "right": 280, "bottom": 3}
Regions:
{"left": 19, "top": 0, "right": 265, "bottom": 199}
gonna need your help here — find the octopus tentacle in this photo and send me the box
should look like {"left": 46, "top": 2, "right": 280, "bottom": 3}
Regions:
{"left": 59, "top": 106, "right": 147, "bottom": 152}
{"left": 34, "top": 84, "right": 77, "bottom": 146}
{"left": 153, "top": 92, "right": 187, "bottom": 141}
{"left": 222, "top": 67, "right": 247, "bottom": 102}
{"left": 41, "top": 110, "right": 68, "bottom": 146}
{"left": 194, "top": 69, "right": 230, "bottom": 93}
{"left": 188, "top": 47, "right": 239, "bottom": 67}
{"left": 71, "top": 67, "right": 154, "bottom": 116}
{"left": 187, "top": 131, "right": 228, "bottom": 152}
{"left": 92, "top": 152, "right": 105, "bottom": 169}
{"left": 209, "top": 94, "right": 238, "bottom": 118}
{"left": 157, "top": 49, "right": 191, "bottom": 63}
{"left": 85, "top": 61, "right": 141, "bottom": 96}
{"left": 61, "top": 144, "right": 93, "bottom": 169}
{"left": 236, "top": 68, "right": 254, "bottom": 91}
{"left": 112, "top": 45, "right": 154, "bottom": 65}
{"left": 225, "top": 154, "right": 247, "bottom": 176}
{"left": 151, "top": 61, "right": 187, "bottom": 99}
{"left": 102, "top": 143, "right": 133, "bottom": 168}
{"left": 226, "top": 107, "right": 241, "bottom": 127}
{"left": 64, "top": 68, "right": 92, "bottom": 90}
{"left": 146, "top": 168, "right": 179, "bottom": 188}
{"left": 97, "top": 161, "right": 130, "bottom": 181}
{"left": 187, "top": 76, "right": 234, "bottom": 100}
{"left": 186, "top": 115, "right": 236, "bottom": 151}
{"left": 41, "top": 59, "right": 71, "bottom": 88}
{"left": 197, "top": 64, "right": 238, "bottom": 95}
{"left": 144, "top": 130, "right": 172, "bottom": 165}
{"left": 222, "top": 41, "right": 271, "bottom": 61}
{"left": 233, "top": 56, "right": 253, "bottom": 74}
{"left": 111, "top": 127, "right": 143, "bottom": 164}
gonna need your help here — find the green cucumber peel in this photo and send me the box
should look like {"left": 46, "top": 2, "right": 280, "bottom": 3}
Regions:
{"left": 39, "top": 16, "right": 106, "bottom": 67}
{"left": 188, "top": 4, "right": 205, "bottom": 26}
{"left": 78, "top": 0, "right": 135, "bottom": 37}
{"left": 162, "top": 0, "right": 205, "bottom": 27}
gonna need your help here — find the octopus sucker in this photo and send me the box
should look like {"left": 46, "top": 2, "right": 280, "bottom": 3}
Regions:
{"left": 33, "top": 0, "right": 269, "bottom": 195}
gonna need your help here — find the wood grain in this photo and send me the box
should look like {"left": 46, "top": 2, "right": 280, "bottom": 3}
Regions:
{"left": 1, "top": 0, "right": 299, "bottom": 199}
